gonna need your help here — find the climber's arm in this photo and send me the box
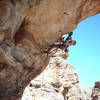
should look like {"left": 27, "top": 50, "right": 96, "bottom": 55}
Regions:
{"left": 66, "top": 32, "right": 73, "bottom": 40}
{"left": 63, "top": 32, "right": 73, "bottom": 43}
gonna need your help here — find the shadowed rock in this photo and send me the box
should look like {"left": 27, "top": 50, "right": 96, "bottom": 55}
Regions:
{"left": 0, "top": 0, "right": 100, "bottom": 99}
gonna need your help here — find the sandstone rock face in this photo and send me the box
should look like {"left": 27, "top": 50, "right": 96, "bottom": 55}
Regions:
{"left": 21, "top": 49, "right": 79, "bottom": 100}
{"left": 81, "top": 87, "right": 92, "bottom": 100}
{"left": 22, "top": 49, "right": 91, "bottom": 100}
{"left": 0, "top": 0, "right": 100, "bottom": 99}
{"left": 91, "top": 81, "right": 100, "bottom": 100}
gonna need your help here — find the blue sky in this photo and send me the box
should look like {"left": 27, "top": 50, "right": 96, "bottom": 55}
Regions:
{"left": 67, "top": 14, "right": 100, "bottom": 88}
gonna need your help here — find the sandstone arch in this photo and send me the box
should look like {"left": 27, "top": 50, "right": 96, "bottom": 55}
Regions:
{"left": 0, "top": 0, "right": 100, "bottom": 99}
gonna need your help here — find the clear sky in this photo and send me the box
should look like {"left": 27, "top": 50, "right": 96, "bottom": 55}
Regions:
{"left": 67, "top": 14, "right": 100, "bottom": 88}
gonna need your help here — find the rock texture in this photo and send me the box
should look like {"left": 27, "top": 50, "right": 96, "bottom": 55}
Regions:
{"left": 81, "top": 87, "right": 92, "bottom": 100}
{"left": 91, "top": 81, "right": 100, "bottom": 100}
{"left": 22, "top": 49, "right": 92, "bottom": 100}
{"left": 0, "top": 0, "right": 100, "bottom": 99}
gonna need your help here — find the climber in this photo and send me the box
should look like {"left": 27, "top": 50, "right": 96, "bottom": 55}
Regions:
{"left": 43, "top": 32, "right": 76, "bottom": 53}
{"left": 43, "top": 43, "right": 63, "bottom": 53}
{"left": 62, "top": 32, "right": 73, "bottom": 44}
{"left": 64, "top": 37, "right": 76, "bottom": 52}
{"left": 63, "top": 32, "right": 76, "bottom": 52}
{"left": 56, "top": 32, "right": 76, "bottom": 52}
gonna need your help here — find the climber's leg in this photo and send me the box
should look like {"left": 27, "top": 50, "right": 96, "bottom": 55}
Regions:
{"left": 65, "top": 46, "right": 69, "bottom": 52}
{"left": 43, "top": 44, "right": 57, "bottom": 53}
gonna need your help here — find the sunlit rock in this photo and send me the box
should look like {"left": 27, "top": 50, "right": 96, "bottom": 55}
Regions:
{"left": 0, "top": 0, "right": 100, "bottom": 99}
{"left": 91, "top": 81, "right": 100, "bottom": 100}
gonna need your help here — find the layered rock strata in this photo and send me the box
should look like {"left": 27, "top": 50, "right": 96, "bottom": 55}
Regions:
{"left": 22, "top": 49, "right": 88, "bottom": 100}
{"left": 0, "top": 0, "right": 100, "bottom": 99}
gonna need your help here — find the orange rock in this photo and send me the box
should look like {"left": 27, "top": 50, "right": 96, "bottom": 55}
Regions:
{"left": 0, "top": 0, "right": 100, "bottom": 99}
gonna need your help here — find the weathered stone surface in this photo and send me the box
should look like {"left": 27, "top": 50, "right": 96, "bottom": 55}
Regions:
{"left": 91, "top": 81, "right": 100, "bottom": 100}
{"left": 22, "top": 49, "right": 79, "bottom": 100}
{"left": 81, "top": 87, "right": 92, "bottom": 100}
{"left": 22, "top": 50, "right": 92, "bottom": 100}
{"left": 0, "top": 0, "right": 100, "bottom": 99}
{"left": 65, "top": 85, "right": 93, "bottom": 100}
{"left": 0, "top": 44, "right": 49, "bottom": 99}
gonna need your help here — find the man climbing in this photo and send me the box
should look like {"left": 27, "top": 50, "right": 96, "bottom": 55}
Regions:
{"left": 44, "top": 32, "right": 76, "bottom": 54}
{"left": 63, "top": 32, "right": 76, "bottom": 52}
